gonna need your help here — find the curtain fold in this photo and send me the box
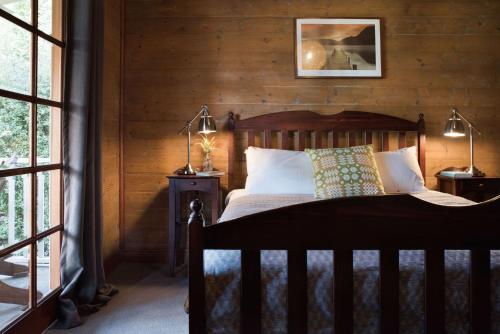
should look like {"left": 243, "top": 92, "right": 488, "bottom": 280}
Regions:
{"left": 54, "top": 0, "right": 116, "bottom": 328}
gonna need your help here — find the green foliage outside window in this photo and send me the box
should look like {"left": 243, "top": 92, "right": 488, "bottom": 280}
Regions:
{"left": 0, "top": 1, "right": 55, "bottom": 255}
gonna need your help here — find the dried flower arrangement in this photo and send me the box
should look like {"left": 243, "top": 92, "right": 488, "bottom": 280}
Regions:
{"left": 198, "top": 134, "right": 216, "bottom": 171}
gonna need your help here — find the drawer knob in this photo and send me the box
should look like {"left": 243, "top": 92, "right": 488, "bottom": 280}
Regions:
{"left": 478, "top": 183, "right": 484, "bottom": 188}
{"left": 190, "top": 181, "right": 197, "bottom": 186}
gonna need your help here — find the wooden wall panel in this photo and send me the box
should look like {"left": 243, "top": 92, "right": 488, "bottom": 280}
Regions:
{"left": 101, "top": 0, "right": 122, "bottom": 267}
{"left": 121, "top": 0, "right": 500, "bottom": 260}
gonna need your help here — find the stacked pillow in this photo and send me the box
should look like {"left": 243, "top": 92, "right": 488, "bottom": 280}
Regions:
{"left": 244, "top": 145, "right": 425, "bottom": 198}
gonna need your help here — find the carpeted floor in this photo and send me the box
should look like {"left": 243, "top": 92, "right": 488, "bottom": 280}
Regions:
{"left": 47, "top": 262, "right": 188, "bottom": 334}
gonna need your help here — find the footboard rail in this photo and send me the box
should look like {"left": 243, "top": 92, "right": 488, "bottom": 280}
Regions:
{"left": 188, "top": 194, "right": 500, "bottom": 334}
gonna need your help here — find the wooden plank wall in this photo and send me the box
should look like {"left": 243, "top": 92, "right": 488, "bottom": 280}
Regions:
{"left": 120, "top": 0, "right": 500, "bottom": 260}
{"left": 101, "top": 0, "right": 122, "bottom": 266}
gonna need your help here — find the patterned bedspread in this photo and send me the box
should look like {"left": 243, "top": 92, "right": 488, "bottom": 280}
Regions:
{"left": 203, "top": 191, "right": 500, "bottom": 334}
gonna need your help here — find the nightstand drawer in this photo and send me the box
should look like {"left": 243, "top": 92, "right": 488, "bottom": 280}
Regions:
{"left": 177, "top": 178, "right": 212, "bottom": 192}
{"left": 460, "top": 180, "right": 499, "bottom": 194}
{"left": 437, "top": 175, "right": 500, "bottom": 202}
{"left": 456, "top": 179, "right": 500, "bottom": 202}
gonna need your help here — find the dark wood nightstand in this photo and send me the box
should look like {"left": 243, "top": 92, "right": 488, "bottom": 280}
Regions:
{"left": 436, "top": 175, "right": 500, "bottom": 202}
{"left": 167, "top": 175, "right": 221, "bottom": 276}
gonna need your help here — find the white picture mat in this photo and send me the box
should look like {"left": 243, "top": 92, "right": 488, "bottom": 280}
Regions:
{"left": 296, "top": 18, "right": 382, "bottom": 77}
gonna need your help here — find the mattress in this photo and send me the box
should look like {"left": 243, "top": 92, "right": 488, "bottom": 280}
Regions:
{"left": 204, "top": 190, "right": 500, "bottom": 334}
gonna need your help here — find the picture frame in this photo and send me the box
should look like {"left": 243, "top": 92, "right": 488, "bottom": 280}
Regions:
{"left": 295, "top": 18, "right": 382, "bottom": 78}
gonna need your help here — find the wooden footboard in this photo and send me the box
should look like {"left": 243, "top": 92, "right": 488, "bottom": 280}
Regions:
{"left": 188, "top": 194, "right": 500, "bottom": 334}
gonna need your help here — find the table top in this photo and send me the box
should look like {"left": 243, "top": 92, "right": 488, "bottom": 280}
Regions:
{"left": 436, "top": 174, "right": 500, "bottom": 181}
{"left": 167, "top": 174, "right": 222, "bottom": 179}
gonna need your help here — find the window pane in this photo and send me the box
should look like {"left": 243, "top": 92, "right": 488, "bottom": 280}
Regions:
{"left": 38, "top": 0, "right": 62, "bottom": 40}
{"left": 0, "top": 98, "right": 31, "bottom": 170}
{"left": 37, "top": 105, "right": 61, "bottom": 165}
{"left": 37, "top": 38, "right": 62, "bottom": 101}
{"left": 0, "top": 17, "right": 31, "bottom": 95}
{"left": 36, "top": 170, "right": 60, "bottom": 233}
{"left": 36, "top": 232, "right": 60, "bottom": 301}
{"left": 0, "top": 245, "right": 30, "bottom": 329}
{"left": 0, "top": 175, "right": 31, "bottom": 250}
{"left": 0, "top": 0, "right": 31, "bottom": 24}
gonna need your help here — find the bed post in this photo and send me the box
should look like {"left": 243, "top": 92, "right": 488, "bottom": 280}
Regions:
{"left": 188, "top": 199, "right": 206, "bottom": 333}
{"left": 417, "top": 113, "right": 426, "bottom": 181}
{"left": 228, "top": 112, "right": 235, "bottom": 191}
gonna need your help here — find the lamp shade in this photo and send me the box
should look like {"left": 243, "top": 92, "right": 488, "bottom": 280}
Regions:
{"left": 444, "top": 108, "right": 465, "bottom": 137}
{"left": 198, "top": 105, "right": 216, "bottom": 134}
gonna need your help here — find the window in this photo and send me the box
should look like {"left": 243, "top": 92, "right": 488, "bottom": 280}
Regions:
{"left": 0, "top": 0, "right": 64, "bottom": 331}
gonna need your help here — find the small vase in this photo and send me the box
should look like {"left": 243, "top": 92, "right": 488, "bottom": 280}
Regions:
{"left": 202, "top": 152, "right": 213, "bottom": 172}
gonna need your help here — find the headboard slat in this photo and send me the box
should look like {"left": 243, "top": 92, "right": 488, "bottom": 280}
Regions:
{"left": 264, "top": 130, "right": 271, "bottom": 148}
{"left": 365, "top": 131, "right": 373, "bottom": 145}
{"left": 248, "top": 129, "right": 255, "bottom": 147}
{"left": 399, "top": 132, "right": 407, "bottom": 149}
{"left": 348, "top": 132, "right": 356, "bottom": 147}
{"left": 332, "top": 132, "right": 339, "bottom": 148}
{"left": 382, "top": 132, "right": 390, "bottom": 151}
{"left": 417, "top": 114, "right": 426, "bottom": 178}
{"left": 314, "top": 132, "right": 323, "bottom": 149}
{"left": 281, "top": 130, "right": 289, "bottom": 150}
{"left": 298, "top": 131, "right": 306, "bottom": 151}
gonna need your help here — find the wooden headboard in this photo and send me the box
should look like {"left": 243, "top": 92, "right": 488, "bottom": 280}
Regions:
{"left": 227, "top": 110, "right": 426, "bottom": 191}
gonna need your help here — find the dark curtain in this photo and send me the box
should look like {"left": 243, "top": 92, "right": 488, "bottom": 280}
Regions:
{"left": 54, "top": 0, "right": 116, "bottom": 328}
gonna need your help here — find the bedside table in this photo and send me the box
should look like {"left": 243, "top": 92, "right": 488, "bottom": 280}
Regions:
{"left": 167, "top": 175, "right": 221, "bottom": 276}
{"left": 436, "top": 175, "right": 500, "bottom": 202}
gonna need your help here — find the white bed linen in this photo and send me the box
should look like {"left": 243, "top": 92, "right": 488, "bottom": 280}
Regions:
{"left": 244, "top": 146, "right": 316, "bottom": 195}
{"left": 374, "top": 146, "right": 425, "bottom": 193}
{"left": 220, "top": 189, "right": 475, "bottom": 222}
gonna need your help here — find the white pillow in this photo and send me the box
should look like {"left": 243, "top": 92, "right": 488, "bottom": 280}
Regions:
{"left": 374, "top": 146, "right": 425, "bottom": 193}
{"left": 245, "top": 146, "right": 315, "bottom": 194}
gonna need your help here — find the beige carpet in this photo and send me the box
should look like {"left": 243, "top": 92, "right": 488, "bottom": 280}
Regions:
{"left": 47, "top": 263, "right": 188, "bottom": 334}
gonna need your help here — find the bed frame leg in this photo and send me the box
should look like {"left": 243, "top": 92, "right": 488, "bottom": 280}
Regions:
{"left": 189, "top": 199, "right": 206, "bottom": 334}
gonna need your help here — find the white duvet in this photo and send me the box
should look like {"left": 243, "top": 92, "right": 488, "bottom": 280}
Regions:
{"left": 220, "top": 189, "right": 475, "bottom": 223}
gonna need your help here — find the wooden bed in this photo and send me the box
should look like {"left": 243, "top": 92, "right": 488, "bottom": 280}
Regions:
{"left": 188, "top": 110, "right": 500, "bottom": 334}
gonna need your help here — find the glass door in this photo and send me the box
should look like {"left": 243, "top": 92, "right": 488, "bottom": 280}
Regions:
{"left": 0, "top": 0, "right": 64, "bottom": 331}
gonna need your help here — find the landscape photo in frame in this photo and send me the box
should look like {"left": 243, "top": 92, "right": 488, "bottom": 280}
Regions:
{"left": 295, "top": 18, "right": 382, "bottom": 78}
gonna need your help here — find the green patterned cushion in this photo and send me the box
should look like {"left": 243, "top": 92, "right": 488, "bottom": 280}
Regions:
{"left": 305, "top": 145, "right": 385, "bottom": 199}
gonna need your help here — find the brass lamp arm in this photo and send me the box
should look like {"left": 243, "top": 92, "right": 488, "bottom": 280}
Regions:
{"left": 453, "top": 109, "right": 481, "bottom": 135}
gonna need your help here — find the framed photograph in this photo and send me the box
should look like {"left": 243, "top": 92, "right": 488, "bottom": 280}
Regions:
{"left": 295, "top": 18, "right": 382, "bottom": 78}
